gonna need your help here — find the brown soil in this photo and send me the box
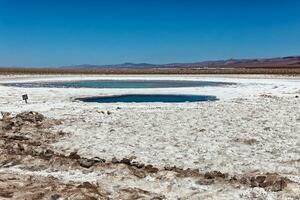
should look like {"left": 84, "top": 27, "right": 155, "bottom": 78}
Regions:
{"left": 0, "top": 67, "right": 300, "bottom": 75}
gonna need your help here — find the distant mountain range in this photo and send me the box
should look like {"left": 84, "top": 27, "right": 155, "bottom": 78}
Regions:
{"left": 62, "top": 55, "right": 300, "bottom": 69}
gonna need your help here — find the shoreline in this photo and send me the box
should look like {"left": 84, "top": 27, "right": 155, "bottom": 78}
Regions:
{"left": 1, "top": 74, "right": 299, "bottom": 102}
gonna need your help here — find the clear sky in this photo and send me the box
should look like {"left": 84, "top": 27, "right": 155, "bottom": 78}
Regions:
{"left": 0, "top": 0, "right": 300, "bottom": 67}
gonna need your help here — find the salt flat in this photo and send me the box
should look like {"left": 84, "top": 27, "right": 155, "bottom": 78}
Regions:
{"left": 0, "top": 74, "right": 299, "bottom": 199}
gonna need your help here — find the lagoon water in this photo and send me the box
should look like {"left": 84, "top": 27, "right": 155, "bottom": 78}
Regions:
{"left": 78, "top": 94, "right": 218, "bottom": 103}
{"left": 7, "top": 80, "right": 233, "bottom": 89}
{"left": 7, "top": 79, "right": 227, "bottom": 103}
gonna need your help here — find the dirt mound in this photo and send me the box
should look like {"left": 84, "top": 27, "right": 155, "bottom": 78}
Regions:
{"left": 0, "top": 111, "right": 64, "bottom": 143}
{"left": 15, "top": 111, "right": 45, "bottom": 123}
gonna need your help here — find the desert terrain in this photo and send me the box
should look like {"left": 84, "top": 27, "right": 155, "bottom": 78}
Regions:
{"left": 0, "top": 74, "right": 299, "bottom": 199}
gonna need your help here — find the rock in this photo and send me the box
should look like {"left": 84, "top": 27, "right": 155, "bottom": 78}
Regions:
{"left": 0, "top": 191, "right": 14, "bottom": 198}
{"left": 164, "top": 165, "right": 182, "bottom": 172}
{"left": 17, "top": 143, "right": 25, "bottom": 152}
{"left": 144, "top": 165, "right": 159, "bottom": 173}
{"left": 239, "top": 176, "right": 250, "bottom": 185}
{"left": 1, "top": 111, "right": 49, "bottom": 131}
{"left": 204, "top": 171, "right": 227, "bottom": 179}
{"left": 247, "top": 174, "right": 288, "bottom": 191}
{"left": 40, "top": 149, "right": 54, "bottom": 160}
{"left": 120, "top": 158, "right": 131, "bottom": 165}
{"left": 8, "top": 135, "right": 29, "bottom": 141}
{"left": 128, "top": 155, "right": 137, "bottom": 160}
{"left": 2, "top": 121, "right": 15, "bottom": 130}
{"left": 9, "top": 143, "right": 23, "bottom": 154}
{"left": 16, "top": 111, "right": 45, "bottom": 123}
{"left": 111, "top": 157, "right": 119, "bottom": 164}
{"left": 260, "top": 175, "right": 288, "bottom": 191}
{"left": 79, "top": 181, "right": 95, "bottom": 188}
{"left": 1, "top": 112, "right": 12, "bottom": 121}
{"left": 204, "top": 172, "right": 214, "bottom": 179}
{"left": 69, "top": 151, "right": 81, "bottom": 159}
{"left": 255, "top": 175, "right": 267, "bottom": 185}
{"left": 196, "top": 179, "right": 215, "bottom": 185}
{"left": 230, "top": 175, "right": 238, "bottom": 181}
{"left": 270, "top": 178, "right": 288, "bottom": 192}
{"left": 78, "top": 158, "right": 96, "bottom": 168}
{"left": 78, "top": 156, "right": 106, "bottom": 168}
{"left": 176, "top": 168, "right": 200, "bottom": 177}
{"left": 50, "top": 194, "right": 61, "bottom": 200}
{"left": 131, "top": 161, "right": 144, "bottom": 169}
{"left": 57, "top": 130, "right": 67, "bottom": 136}
{"left": 92, "top": 156, "right": 106, "bottom": 163}
{"left": 164, "top": 165, "right": 174, "bottom": 171}
{"left": 130, "top": 168, "right": 147, "bottom": 178}
{"left": 250, "top": 176, "right": 259, "bottom": 187}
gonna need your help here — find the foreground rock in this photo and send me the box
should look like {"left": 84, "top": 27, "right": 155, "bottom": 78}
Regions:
{"left": 0, "top": 111, "right": 299, "bottom": 199}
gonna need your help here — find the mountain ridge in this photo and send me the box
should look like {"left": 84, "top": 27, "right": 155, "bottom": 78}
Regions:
{"left": 59, "top": 55, "right": 300, "bottom": 69}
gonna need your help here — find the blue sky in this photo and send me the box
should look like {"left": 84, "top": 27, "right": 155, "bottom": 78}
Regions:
{"left": 0, "top": 0, "right": 300, "bottom": 67}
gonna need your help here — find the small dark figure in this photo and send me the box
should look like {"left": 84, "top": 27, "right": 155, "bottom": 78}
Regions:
{"left": 22, "top": 94, "right": 28, "bottom": 103}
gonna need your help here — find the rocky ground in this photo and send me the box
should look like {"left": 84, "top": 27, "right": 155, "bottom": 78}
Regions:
{"left": 0, "top": 111, "right": 299, "bottom": 200}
